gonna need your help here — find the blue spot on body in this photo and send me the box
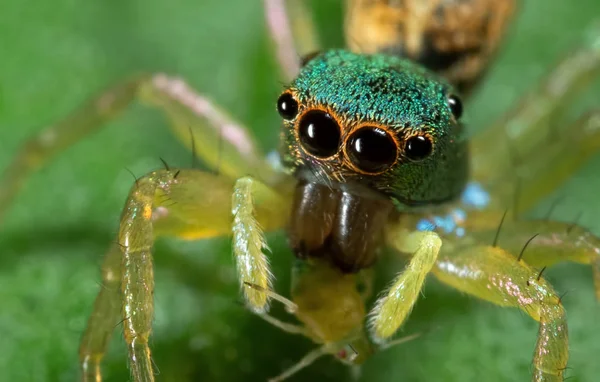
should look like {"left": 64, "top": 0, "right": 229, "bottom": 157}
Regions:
{"left": 417, "top": 219, "right": 436, "bottom": 231}
{"left": 415, "top": 183, "right": 486, "bottom": 236}
{"left": 461, "top": 182, "right": 490, "bottom": 209}
{"left": 453, "top": 208, "right": 466, "bottom": 222}
{"left": 433, "top": 215, "right": 456, "bottom": 234}
{"left": 416, "top": 208, "right": 469, "bottom": 237}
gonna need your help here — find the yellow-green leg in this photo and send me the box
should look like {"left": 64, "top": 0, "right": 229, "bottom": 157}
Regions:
{"left": 368, "top": 229, "right": 442, "bottom": 342}
{"left": 120, "top": 169, "right": 232, "bottom": 382}
{"left": 232, "top": 176, "right": 291, "bottom": 312}
{"left": 447, "top": 209, "right": 600, "bottom": 299}
{"left": 79, "top": 243, "right": 122, "bottom": 382}
{"left": 78, "top": 169, "right": 289, "bottom": 382}
{"left": 433, "top": 244, "right": 568, "bottom": 382}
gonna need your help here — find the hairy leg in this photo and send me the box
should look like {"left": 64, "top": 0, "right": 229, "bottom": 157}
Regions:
{"left": 368, "top": 229, "right": 441, "bottom": 342}
{"left": 79, "top": 169, "right": 289, "bottom": 382}
{"left": 444, "top": 209, "right": 600, "bottom": 299}
{"left": 433, "top": 244, "right": 568, "bottom": 382}
{"left": 232, "top": 176, "right": 291, "bottom": 312}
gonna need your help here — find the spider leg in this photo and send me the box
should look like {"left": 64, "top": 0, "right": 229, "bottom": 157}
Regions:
{"left": 256, "top": 313, "right": 309, "bottom": 337}
{"left": 263, "top": 0, "right": 321, "bottom": 81}
{"left": 78, "top": 169, "right": 290, "bottom": 382}
{"left": 79, "top": 243, "right": 122, "bottom": 382}
{"left": 244, "top": 281, "right": 310, "bottom": 337}
{"left": 233, "top": 176, "right": 292, "bottom": 311}
{"left": 472, "top": 25, "right": 600, "bottom": 208}
{"left": 432, "top": 243, "right": 568, "bottom": 382}
{"left": 268, "top": 343, "right": 333, "bottom": 382}
{"left": 0, "top": 73, "right": 278, "bottom": 222}
{"left": 451, "top": 209, "right": 600, "bottom": 299}
{"left": 368, "top": 229, "right": 442, "bottom": 342}
{"left": 507, "top": 110, "right": 600, "bottom": 214}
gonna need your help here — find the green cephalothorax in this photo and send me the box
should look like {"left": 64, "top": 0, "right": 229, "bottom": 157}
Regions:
{"left": 277, "top": 49, "right": 468, "bottom": 209}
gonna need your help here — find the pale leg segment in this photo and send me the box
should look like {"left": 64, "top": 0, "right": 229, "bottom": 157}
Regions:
{"left": 263, "top": 0, "right": 321, "bottom": 81}
{"left": 471, "top": 25, "right": 600, "bottom": 210}
{"left": 369, "top": 230, "right": 442, "bottom": 342}
{"left": 232, "top": 176, "right": 290, "bottom": 312}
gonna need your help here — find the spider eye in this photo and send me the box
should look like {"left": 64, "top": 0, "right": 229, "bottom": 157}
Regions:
{"left": 405, "top": 135, "right": 433, "bottom": 161}
{"left": 297, "top": 110, "right": 341, "bottom": 158}
{"left": 347, "top": 127, "right": 398, "bottom": 173}
{"left": 277, "top": 93, "right": 299, "bottom": 120}
{"left": 447, "top": 94, "right": 463, "bottom": 120}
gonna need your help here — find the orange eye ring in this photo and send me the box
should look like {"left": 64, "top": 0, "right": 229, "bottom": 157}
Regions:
{"left": 344, "top": 125, "right": 400, "bottom": 175}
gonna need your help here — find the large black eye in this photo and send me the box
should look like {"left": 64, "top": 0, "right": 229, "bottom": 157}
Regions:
{"left": 405, "top": 135, "right": 433, "bottom": 161}
{"left": 447, "top": 94, "right": 463, "bottom": 120}
{"left": 277, "top": 93, "right": 299, "bottom": 120}
{"left": 347, "top": 127, "right": 398, "bottom": 173}
{"left": 297, "top": 110, "right": 341, "bottom": 158}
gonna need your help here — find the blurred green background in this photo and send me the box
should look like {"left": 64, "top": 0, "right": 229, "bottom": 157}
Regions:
{"left": 1, "top": 0, "right": 600, "bottom": 381}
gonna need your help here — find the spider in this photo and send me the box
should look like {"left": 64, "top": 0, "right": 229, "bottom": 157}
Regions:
{"left": 1, "top": 0, "right": 600, "bottom": 381}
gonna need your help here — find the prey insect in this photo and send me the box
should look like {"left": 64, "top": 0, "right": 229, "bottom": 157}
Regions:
{"left": 1, "top": 0, "right": 600, "bottom": 381}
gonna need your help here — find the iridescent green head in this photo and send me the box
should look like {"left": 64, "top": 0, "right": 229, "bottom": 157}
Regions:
{"left": 277, "top": 50, "right": 468, "bottom": 208}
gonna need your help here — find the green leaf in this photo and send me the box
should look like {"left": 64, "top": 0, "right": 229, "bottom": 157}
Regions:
{"left": 1, "top": 1, "right": 599, "bottom": 381}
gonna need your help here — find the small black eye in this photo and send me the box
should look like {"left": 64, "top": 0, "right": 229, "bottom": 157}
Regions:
{"left": 298, "top": 110, "right": 341, "bottom": 158}
{"left": 447, "top": 94, "right": 463, "bottom": 120}
{"left": 405, "top": 135, "right": 433, "bottom": 161}
{"left": 347, "top": 127, "right": 398, "bottom": 173}
{"left": 277, "top": 93, "right": 299, "bottom": 120}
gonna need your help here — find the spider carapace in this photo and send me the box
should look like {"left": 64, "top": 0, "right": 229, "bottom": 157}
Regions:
{"left": 282, "top": 50, "right": 467, "bottom": 273}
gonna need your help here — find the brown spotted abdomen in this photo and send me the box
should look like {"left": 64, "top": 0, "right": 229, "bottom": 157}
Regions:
{"left": 344, "top": 0, "right": 517, "bottom": 95}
